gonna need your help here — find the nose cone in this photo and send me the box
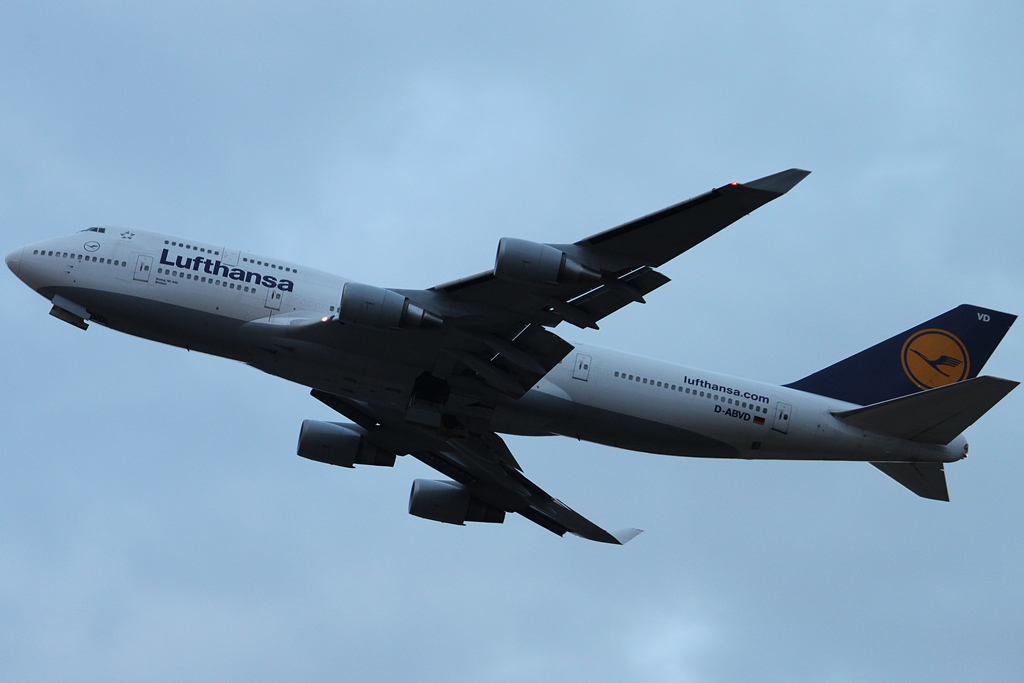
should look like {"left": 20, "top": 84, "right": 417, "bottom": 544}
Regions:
{"left": 6, "top": 247, "right": 23, "bottom": 276}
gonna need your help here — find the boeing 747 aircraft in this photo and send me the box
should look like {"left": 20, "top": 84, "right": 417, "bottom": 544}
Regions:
{"left": 6, "top": 169, "right": 1017, "bottom": 544}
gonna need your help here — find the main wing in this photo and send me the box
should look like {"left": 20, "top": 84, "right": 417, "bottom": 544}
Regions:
{"left": 313, "top": 390, "right": 641, "bottom": 544}
{"left": 430, "top": 168, "right": 810, "bottom": 331}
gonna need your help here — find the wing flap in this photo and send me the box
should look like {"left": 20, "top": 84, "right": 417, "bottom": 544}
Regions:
{"left": 832, "top": 376, "right": 1018, "bottom": 444}
{"left": 570, "top": 267, "right": 672, "bottom": 323}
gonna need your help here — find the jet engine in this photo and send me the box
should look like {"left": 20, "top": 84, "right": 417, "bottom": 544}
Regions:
{"left": 296, "top": 420, "right": 396, "bottom": 468}
{"left": 493, "top": 238, "right": 601, "bottom": 285}
{"left": 408, "top": 479, "right": 506, "bottom": 525}
{"left": 339, "top": 282, "right": 442, "bottom": 329}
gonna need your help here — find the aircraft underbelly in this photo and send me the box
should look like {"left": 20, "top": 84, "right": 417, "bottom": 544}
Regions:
{"left": 39, "top": 285, "right": 250, "bottom": 359}
{"left": 558, "top": 401, "right": 742, "bottom": 458}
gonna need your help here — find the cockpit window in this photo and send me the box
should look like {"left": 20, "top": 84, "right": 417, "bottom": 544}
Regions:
{"left": 79, "top": 227, "right": 107, "bottom": 233}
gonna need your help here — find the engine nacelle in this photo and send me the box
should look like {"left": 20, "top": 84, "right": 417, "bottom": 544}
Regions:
{"left": 339, "top": 282, "right": 442, "bottom": 329}
{"left": 493, "top": 238, "right": 601, "bottom": 285}
{"left": 408, "top": 479, "right": 506, "bottom": 525}
{"left": 296, "top": 420, "right": 396, "bottom": 468}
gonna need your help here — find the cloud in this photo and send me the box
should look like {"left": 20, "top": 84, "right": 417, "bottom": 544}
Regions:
{"left": 2, "top": 2, "right": 1023, "bottom": 682}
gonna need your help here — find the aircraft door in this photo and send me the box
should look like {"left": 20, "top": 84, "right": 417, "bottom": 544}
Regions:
{"left": 220, "top": 248, "right": 239, "bottom": 266}
{"left": 265, "top": 288, "right": 283, "bottom": 311}
{"left": 133, "top": 255, "right": 153, "bottom": 282}
{"left": 572, "top": 353, "right": 592, "bottom": 381}
{"left": 772, "top": 402, "right": 792, "bottom": 434}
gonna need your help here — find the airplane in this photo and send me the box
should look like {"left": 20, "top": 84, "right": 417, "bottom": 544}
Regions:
{"left": 5, "top": 168, "right": 1018, "bottom": 544}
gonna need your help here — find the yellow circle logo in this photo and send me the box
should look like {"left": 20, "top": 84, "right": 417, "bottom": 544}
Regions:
{"left": 901, "top": 329, "right": 969, "bottom": 390}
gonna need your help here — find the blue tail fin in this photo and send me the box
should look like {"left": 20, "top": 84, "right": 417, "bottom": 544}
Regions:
{"left": 785, "top": 305, "right": 1016, "bottom": 405}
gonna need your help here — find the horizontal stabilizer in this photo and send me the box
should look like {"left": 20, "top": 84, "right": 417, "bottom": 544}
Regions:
{"left": 832, "top": 376, "right": 1018, "bottom": 445}
{"left": 871, "top": 462, "right": 949, "bottom": 501}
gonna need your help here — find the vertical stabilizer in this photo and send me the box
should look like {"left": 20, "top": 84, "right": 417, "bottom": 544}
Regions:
{"left": 786, "top": 305, "right": 1015, "bottom": 405}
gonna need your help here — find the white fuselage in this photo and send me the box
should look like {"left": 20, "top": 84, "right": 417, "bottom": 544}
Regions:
{"left": 6, "top": 228, "right": 967, "bottom": 466}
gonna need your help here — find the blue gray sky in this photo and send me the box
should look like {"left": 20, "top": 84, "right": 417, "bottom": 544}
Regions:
{"left": 2, "top": 3, "right": 1023, "bottom": 682}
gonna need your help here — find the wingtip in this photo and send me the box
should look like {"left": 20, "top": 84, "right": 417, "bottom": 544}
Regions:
{"left": 612, "top": 528, "right": 643, "bottom": 544}
{"left": 743, "top": 168, "right": 811, "bottom": 195}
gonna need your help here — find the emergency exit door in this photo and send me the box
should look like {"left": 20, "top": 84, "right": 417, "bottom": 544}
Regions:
{"left": 133, "top": 255, "right": 153, "bottom": 282}
{"left": 572, "top": 353, "right": 592, "bottom": 381}
{"left": 772, "top": 402, "right": 792, "bottom": 434}
{"left": 265, "top": 288, "right": 283, "bottom": 310}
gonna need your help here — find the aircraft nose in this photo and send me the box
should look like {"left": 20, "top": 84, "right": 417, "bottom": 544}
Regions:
{"left": 5, "top": 247, "right": 23, "bottom": 276}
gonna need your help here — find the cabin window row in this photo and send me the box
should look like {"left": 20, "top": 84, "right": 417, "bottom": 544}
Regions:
{"left": 164, "top": 240, "right": 219, "bottom": 257}
{"left": 611, "top": 370, "right": 767, "bottom": 413}
{"left": 241, "top": 256, "right": 296, "bottom": 273}
{"left": 33, "top": 250, "right": 125, "bottom": 267}
{"left": 162, "top": 241, "right": 298, "bottom": 274}
{"left": 156, "top": 267, "right": 257, "bottom": 292}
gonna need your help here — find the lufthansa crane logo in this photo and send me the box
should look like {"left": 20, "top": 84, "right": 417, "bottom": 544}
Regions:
{"left": 901, "top": 329, "right": 969, "bottom": 389}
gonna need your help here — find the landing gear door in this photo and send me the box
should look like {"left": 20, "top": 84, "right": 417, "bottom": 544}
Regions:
{"left": 133, "top": 255, "right": 153, "bottom": 282}
{"left": 772, "top": 402, "right": 792, "bottom": 434}
{"left": 572, "top": 353, "right": 592, "bottom": 381}
{"left": 265, "top": 288, "right": 282, "bottom": 311}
